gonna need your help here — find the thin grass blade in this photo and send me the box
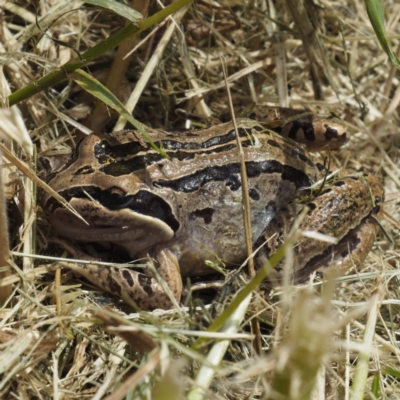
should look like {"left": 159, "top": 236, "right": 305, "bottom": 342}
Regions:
{"left": 83, "top": 0, "right": 143, "bottom": 23}
{"left": 364, "top": 0, "right": 400, "bottom": 67}
{"left": 8, "top": 0, "right": 192, "bottom": 106}
{"left": 70, "top": 69, "right": 168, "bottom": 157}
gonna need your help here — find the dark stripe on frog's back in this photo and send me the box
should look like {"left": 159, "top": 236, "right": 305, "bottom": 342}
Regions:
{"left": 97, "top": 130, "right": 315, "bottom": 178}
{"left": 95, "top": 127, "right": 260, "bottom": 175}
{"left": 154, "top": 160, "right": 312, "bottom": 193}
{"left": 45, "top": 122, "right": 253, "bottom": 181}
{"left": 99, "top": 143, "right": 245, "bottom": 176}
{"left": 96, "top": 127, "right": 256, "bottom": 162}
{"left": 98, "top": 137, "right": 315, "bottom": 179}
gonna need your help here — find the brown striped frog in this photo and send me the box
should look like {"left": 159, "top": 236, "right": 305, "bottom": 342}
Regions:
{"left": 42, "top": 110, "right": 383, "bottom": 309}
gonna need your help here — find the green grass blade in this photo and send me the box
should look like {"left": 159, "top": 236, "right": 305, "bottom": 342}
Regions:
{"left": 382, "top": 367, "right": 400, "bottom": 378}
{"left": 71, "top": 69, "right": 168, "bottom": 157}
{"left": 83, "top": 0, "right": 143, "bottom": 22}
{"left": 364, "top": 0, "right": 400, "bottom": 67}
{"left": 8, "top": 0, "right": 192, "bottom": 106}
{"left": 371, "top": 373, "right": 380, "bottom": 398}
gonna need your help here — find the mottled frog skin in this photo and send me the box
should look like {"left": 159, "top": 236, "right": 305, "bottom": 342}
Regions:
{"left": 42, "top": 113, "right": 383, "bottom": 309}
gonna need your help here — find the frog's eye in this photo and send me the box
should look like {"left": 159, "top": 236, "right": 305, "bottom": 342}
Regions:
{"left": 103, "top": 189, "right": 180, "bottom": 231}
{"left": 100, "top": 188, "right": 131, "bottom": 210}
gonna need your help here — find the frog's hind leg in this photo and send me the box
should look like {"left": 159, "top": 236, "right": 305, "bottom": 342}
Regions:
{"left": 256, "top": 214, "right": 379, "bottom": 285}
{"left": 255, "top": 174, "right": 383, "bottom": 285}
{"left": 308, "top": 216, "right": 378, "bottom": 277}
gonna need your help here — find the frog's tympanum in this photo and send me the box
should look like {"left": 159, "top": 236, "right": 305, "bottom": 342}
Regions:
{"left": 42, "top": 111, "right": 383, "bottom": 310}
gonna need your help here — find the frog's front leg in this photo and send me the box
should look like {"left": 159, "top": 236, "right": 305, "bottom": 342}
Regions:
{"left": 51, "top": 239, "right": 182, "bottom": 310}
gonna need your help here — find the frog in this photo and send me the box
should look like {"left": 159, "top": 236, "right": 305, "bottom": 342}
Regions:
{"left": 41, "top": 116, "right": 383, "bottom": 310}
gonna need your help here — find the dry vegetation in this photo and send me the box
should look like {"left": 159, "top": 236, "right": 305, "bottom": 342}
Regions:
{"left": 0, "top": 0, "right": 400, "bottom": 399}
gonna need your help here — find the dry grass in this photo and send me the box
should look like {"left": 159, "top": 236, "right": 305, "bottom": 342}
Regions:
{"left": 0, "top": 0, "right": 400, "bottom": 399}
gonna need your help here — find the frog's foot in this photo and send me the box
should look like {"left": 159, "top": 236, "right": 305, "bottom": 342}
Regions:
{"left": 144, "top": 246, "right": 183, "bottom": 307}
{"left": 49, "top": 239, "right": 182, "bottom": 310}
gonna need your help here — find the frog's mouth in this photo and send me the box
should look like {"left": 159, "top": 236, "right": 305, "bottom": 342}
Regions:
{"left": 45, "top": 187, "right": 179, "bottom": 251}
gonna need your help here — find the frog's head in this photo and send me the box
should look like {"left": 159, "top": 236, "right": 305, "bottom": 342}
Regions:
{"left": 41, "top": 134, "right": 179, "bottom": 256}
